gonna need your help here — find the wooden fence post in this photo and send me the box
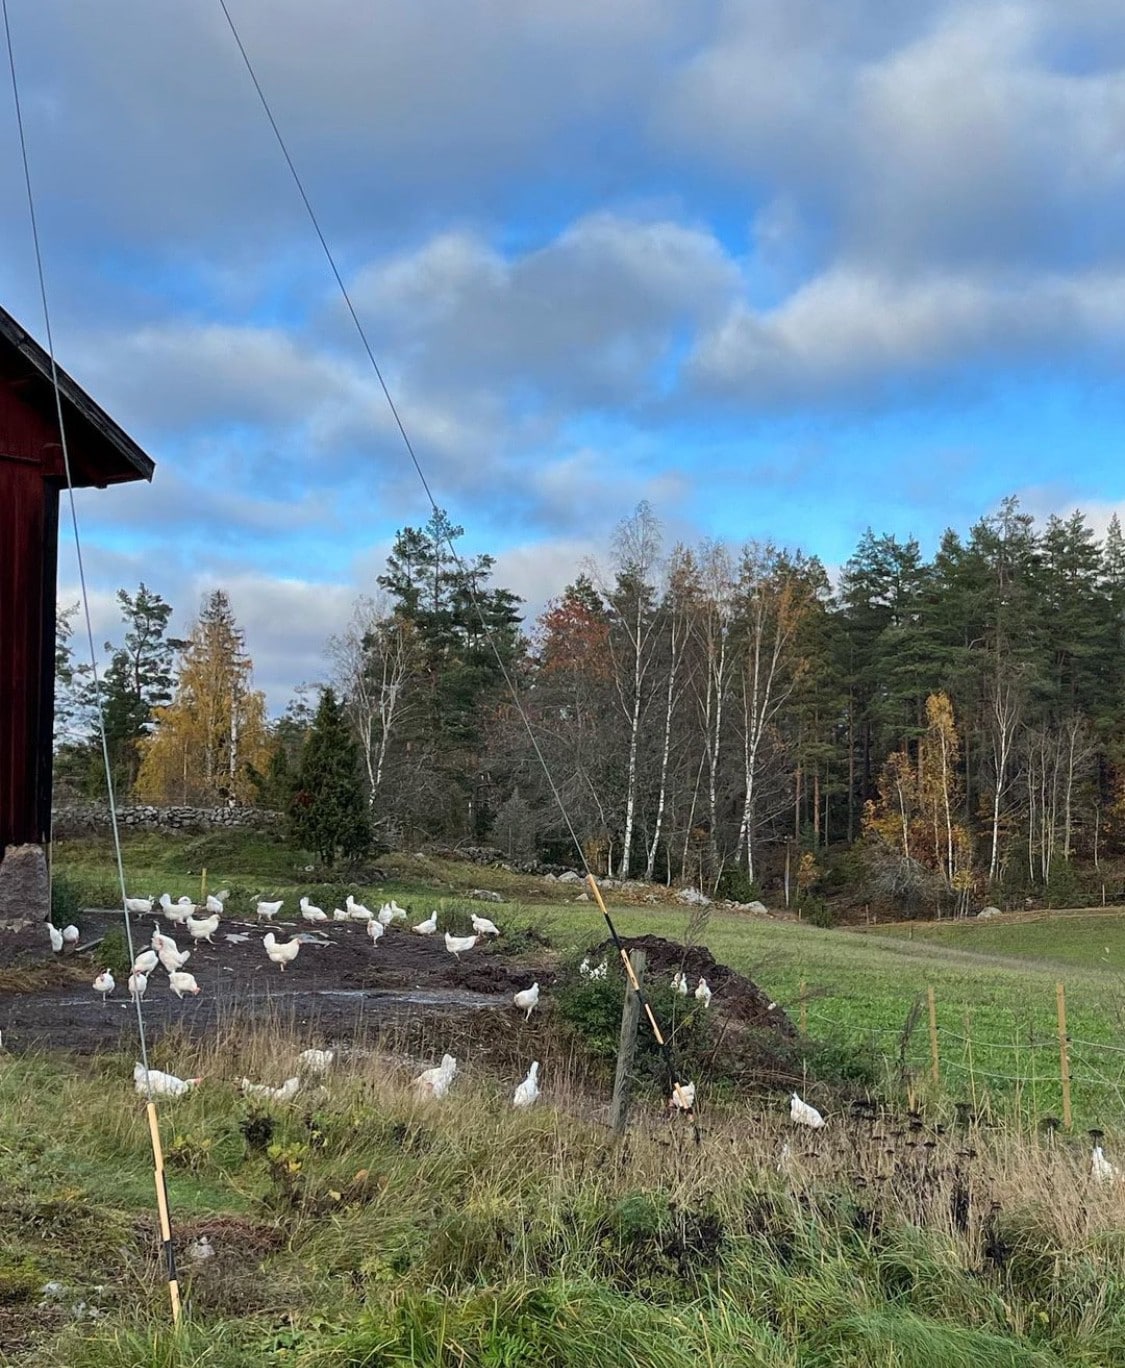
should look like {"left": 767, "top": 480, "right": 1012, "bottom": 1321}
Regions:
{"left": 200, "top": 867, "right": 207, "bottom": 904}
{"left": 799, "top": 979, "right": 808, "bottom": 1036}
{"left": 927, "top": 986, "right": 940, "bottom": 1085}
{"left": 610, "top": 950, "right": 646, "bottom": 1136}
{"left": 1056, "top": 981, "right": 1072, "bottom": 1130}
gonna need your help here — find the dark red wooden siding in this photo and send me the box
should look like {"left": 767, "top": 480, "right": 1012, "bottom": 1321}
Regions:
{"left": 0, "top": 460, "right": 54, "bottom": 852}
{"left": 0, "top": 305, "right": 154, "bottom": 865}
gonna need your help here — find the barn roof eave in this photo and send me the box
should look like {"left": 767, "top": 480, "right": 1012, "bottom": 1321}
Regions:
{"left": 0, "top": 304, "right": 155, "bottom": 486}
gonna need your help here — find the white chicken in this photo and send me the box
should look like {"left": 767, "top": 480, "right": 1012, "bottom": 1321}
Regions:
{"left": 151, "top": 926, "right": 176, "bottom": 952}
{"left": 62, "top": 924, "right": 79, "bottom": 947}
{"left": 384, "top": 900, "right": 407, "bottom": 922}
{"left": 471, "top": 914, "right": 501, "bottom": 937}
{"left": 204, "top": 892, "right": 228, "bottom": 914}
{"left": 346, "top": 894, "right": 373, "bottom": 920}
{"left": 513, "top": 983, "right": 540, "bottom": 1020}
{"left": 158, "top": 943, "right": 191, "bottom": 974}
{"left": 513, "top": 1061, "right": 540, "bottom": 1109}
{"left": 670, "top": 1080, "right": 696, "bottom": 1111}
{"left": 412, "top": 912, "right": 438, "bottom": 935}
{"left": 255, "top": 898, "right": 284, "bottom": 922}
{"left": 93, "top": 969, "right": 115, "bottom": 1004}
{"left": 128, "top": 971, "right": 148, "bottom": 1002}
{"left": 671, "top": 971, "right": 689, "bottom": 996}
{"left": 414, "top": 1053, "right": 457, "bottom": 1099}
{"left": 367, "top": 918, "right": 385, "bottom": 944}
{"left": 132, "top": 948, "right": 158, "bottom": 976}
{"left": 300, "top": 896, "right": 327, "bottom": 924}
{"left": 377, "top": 904, "right": 396, "bottom": 926}
{"left": 694, "top": 978, "right": 713, "bottom": 1009}
{"left": 1092, "top": 1145, "right": 1120, "bottom": 1184}
{"left": 240, "top": 1076, "right": 300, "bottom": 1103}
{"left": 444, "top": 932, "right": 478, "bottom": 959}
{"left": 186, "top": 914, "right": 220, "bottom": 944}
{"left": 134, "top": 1063, "right": 201, "bottom": 1098}
{"left": 169, "top": 971, "right": 201, "bottom": 999}
{"left": 48, "top": 923, "right": 63, "bottom": 953}
{"left": 159, "top": 894, "right": 192, "bottom": 923}
{"left": 264, "top": 932, "right": 300, "bottom": 971}
{"left": 790, "top": 1092, "right": 825, "bottom": 1129}
{"left": 332, "top": 907, "right": 350, "bottom": 921}
{"left": 298, "top": 1048, "right": 334, "bottom": 1074}
{"left": 124, "top": 896, "right": 153, "bottom": 915}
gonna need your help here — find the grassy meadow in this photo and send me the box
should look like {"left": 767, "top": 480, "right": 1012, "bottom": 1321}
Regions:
{"left": 48, "top": 831, "right": 1125, "bottom": 1128}
{"left": 4, "top": 831, "right": 1124, "bottom": 1365}
{"left": 5, "top": 1018, "right": 1125, "bottom": 1367}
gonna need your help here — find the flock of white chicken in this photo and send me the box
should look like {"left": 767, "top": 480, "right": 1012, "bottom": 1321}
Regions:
{"left": 77, "top": 892, "right": 538, "bottom": 1011}
{"left": 66, "top": 896, "right": 1125, "bottom": 1177}
{"left": 82, "top": 890, "right": 546, "bottom": 1111}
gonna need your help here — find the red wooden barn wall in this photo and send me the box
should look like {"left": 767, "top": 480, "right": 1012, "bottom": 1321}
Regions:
{"left": 0, "top": 311, "right": 153, "bottom": 867}
{"left": 0, "top": 391, "right": 61, "bottom": 854}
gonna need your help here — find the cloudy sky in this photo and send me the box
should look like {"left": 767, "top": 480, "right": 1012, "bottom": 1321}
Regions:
{"left": 4, "top": 1, "right": 1125, "bottom": 708}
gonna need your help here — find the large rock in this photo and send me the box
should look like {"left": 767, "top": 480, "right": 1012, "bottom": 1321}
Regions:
{"left": 0, "top": 844, "right": 50, "bottom": 927}
{"left": 977, "top": 905, "right": 1003, "bottom": 919}
{"left": 676, "top": 886, "right": 712, "bottom": 906}
{"left": 558, "top": 870, "right": 582, "bottom": 883}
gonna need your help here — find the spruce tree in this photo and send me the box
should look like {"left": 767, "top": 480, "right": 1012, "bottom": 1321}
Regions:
{"left": 291, "top": 687, "right": 371, "bottom": 865}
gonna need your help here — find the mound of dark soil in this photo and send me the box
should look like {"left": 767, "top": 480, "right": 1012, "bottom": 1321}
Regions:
{"left": 591, "top": 934, "right": 796, "bottom": 1038}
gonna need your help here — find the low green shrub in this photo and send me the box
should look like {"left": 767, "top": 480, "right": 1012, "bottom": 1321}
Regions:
{"left": 96, "top": 926, "right": 131, "bottom": 975}
{"left": 49, "top": 871, "right": 83, "bottom": 929}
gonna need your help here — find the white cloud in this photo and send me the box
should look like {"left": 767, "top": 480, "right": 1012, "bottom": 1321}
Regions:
{"left": 689, "top": 264, "right": 1125, "bottom": 405}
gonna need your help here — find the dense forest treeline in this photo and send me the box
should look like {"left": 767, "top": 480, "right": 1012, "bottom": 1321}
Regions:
{"left": 55, "top": 496, "right": 1125, "bottom": 913}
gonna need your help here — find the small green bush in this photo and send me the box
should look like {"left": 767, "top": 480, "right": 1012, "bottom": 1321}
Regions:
{"left": 802, "top": 896, "right": 838, "bottom": 928}
{"left": 717, "top": 866, "right": 760, "bottom": 903}
{"left": 50, "top": 872, "right": 82, "bottom": 929}
{"left": 96, "top": 927, "right": 131, "bottom": 976}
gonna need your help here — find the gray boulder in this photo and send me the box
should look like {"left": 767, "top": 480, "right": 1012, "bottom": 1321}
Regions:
{"left": 0, "top": 843, "right": 50, "bottom": 927}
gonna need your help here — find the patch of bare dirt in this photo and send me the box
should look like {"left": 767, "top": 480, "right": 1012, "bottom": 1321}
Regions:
{"left": 592, "top": 934, "right": 796, "bottom": 1037}
{"left": 0, "top": 910, "right": 540, "bottom": 1054}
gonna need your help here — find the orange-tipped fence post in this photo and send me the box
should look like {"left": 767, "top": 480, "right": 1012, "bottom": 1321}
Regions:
{"left": 145, "top": 1101, "right": 182, "bottom": 1324}
{"left": 927, "top": 986, "right": 940, "bottom": 1086}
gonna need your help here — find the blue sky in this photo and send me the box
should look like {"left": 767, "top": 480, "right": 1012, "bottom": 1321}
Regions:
{"left": 3, "top": 0, "right": 1125, "bottom": 707}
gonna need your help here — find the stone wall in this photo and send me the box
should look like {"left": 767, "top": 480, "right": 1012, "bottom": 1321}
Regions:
{"left": 51, "top": 804, "right": 283, "bottom": 839}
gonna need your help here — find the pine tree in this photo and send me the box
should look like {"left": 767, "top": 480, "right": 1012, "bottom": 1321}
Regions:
{"left": 290, "top": 687, "right": 371, "bottom": 864}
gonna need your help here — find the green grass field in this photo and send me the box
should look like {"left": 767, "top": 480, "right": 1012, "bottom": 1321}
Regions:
{"left": 51, "top": 833, "right": 1125, "bottom": 1131}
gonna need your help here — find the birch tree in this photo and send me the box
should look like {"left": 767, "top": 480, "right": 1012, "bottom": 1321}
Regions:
{"left": 734, "top": 546, "right": 819, "bottom": 882}
{"left": 643, "top": 546, "right": 697, "bottom": 880}
{"left": 603, "top": 502, "right": 662, "bottom": 878}
{"left": 692, "top": 541, "right": 737, "bottom": 884}
{"left": 136, "top": 590, "right": 271, "bottom": 804}
{"left": 330, "top": 595, "right": 413, "bottom": 806}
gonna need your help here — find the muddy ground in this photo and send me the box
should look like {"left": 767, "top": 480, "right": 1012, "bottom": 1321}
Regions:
{"left": 0, "top": 913, "right": 797, "bottom": 1076}
{"left": 0, "top": 909, "right": 546, "bottom": 1054}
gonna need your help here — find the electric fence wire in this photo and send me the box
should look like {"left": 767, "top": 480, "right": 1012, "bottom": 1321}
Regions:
{"left": 215, "top": 0, "right": 700, "bottom": 1140}
{"left": 1, "top": 0, "right": 152, "bottom": 1081}
{"left": 3, "top": 0, "right": 183, "bottom": 1321}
